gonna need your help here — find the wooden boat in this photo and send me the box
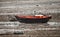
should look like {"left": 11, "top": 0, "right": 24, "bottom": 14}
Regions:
{"left": 15, "top": 14, "right": 52, "bottom": 23}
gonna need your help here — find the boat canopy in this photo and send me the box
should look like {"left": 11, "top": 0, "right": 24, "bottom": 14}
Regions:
{"left": 35, "top": 15, "right": 43, "bottom": 16}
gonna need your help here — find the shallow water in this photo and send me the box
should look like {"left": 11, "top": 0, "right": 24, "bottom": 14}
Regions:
{"left": 0, "top": 21, "right": 59, "bottom": 35}
{"left": 0, "top": 21, "right": 60, "bottom": 27}
{"left": 47, "top": 22, "right": 60, "bottom": 26}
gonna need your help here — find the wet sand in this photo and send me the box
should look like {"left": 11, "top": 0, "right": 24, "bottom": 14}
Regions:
{"left": 0, "top": 22, "right": 59, "bottom": 37}
{"left": 0, "top": 0, "right": 60, "bottom": 37}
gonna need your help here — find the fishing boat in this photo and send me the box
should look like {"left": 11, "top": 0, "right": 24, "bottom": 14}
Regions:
{"left": 15, "top": 14, "right": 52, "bottom": 23}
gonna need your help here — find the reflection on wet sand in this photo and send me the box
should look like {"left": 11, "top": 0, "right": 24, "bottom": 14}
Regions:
{"left": 0, "top": 22, "right": 59, "bottom": 36}
{"left": 0, "top": 22, "right": 59, "bottom": 29}
{"left": 48, "top": 22, "right": 60, "bottom": 26}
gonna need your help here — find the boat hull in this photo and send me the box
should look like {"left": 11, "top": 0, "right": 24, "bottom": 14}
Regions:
{"left": 15, "top": 16, "right": 50, "bottom": 23}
